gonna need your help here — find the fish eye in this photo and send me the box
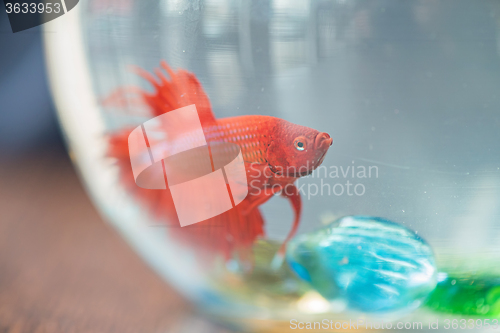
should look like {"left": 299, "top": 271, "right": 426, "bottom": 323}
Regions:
{"left": 294, "top": 137, "right": 306, "bottom": 151}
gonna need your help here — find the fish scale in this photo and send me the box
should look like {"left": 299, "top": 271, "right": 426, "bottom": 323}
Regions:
{"left": 206, "top": 116, "right": 273, "bottom": 164}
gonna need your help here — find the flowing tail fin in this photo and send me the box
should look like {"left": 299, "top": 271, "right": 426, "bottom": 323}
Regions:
{"left": 108, "top": 127, "right": 265, "bottom": 261}
{"left": 103, "top": 61, "right": 217, "bottom": 127}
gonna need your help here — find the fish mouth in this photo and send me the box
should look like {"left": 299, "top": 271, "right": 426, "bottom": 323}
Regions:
{"left": 315, "top": 132, "right": 333, "bottom": 151}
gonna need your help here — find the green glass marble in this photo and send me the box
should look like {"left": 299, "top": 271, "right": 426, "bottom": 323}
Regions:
{"left": 426, "top": 275, "right": 500, "bottom": 317}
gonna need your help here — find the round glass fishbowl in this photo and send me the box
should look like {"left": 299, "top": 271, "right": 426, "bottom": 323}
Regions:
{"left": 45, "top": 0, "right": 500, "bottom": 331}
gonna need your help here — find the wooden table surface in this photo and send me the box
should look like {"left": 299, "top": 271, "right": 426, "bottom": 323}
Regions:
{"left": 0, "top": 145, "right": 206, "bottom": 333}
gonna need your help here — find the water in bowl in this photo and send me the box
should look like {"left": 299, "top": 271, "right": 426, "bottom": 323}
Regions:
{"left": 45, "top": 0, "right": 500, "bottom": 331}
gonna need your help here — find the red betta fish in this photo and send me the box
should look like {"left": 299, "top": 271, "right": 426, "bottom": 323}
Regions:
{"left": 107, "top": 61, "right": 333, "bottom": 265}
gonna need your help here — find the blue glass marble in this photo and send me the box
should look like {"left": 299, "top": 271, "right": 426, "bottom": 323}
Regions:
{"left": 286, "top": 216, "right": 437, "bottom": 313}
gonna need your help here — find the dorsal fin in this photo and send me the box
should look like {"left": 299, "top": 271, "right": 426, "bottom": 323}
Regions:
{"left": 134, "top": 61, "right": 217, "bottom": 127}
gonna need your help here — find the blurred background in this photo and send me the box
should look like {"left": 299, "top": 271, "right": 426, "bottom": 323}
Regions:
{"left": 0, "top": 3, "right": 59, "bottom": 157}
{"left": 0, "top": 3, "right": 207, "bottom": 332}
{"left": 2, "top": 0, "right": 500, "bottom": 332}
